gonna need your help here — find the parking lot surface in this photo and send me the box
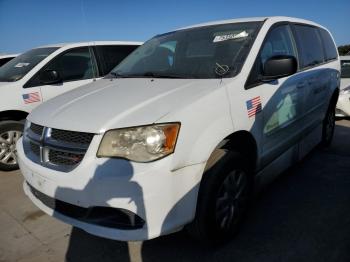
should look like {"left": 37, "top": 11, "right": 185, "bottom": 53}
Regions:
{"left": 1, "top": 120, "right": 350, "bottom": 262}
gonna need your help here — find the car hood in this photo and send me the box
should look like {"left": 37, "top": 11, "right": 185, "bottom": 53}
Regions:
{"left": 28, "top": 78, "right": 221, "bottom": 133}
{"left": 0, "top": 81, "right": 14, "bottom": 88}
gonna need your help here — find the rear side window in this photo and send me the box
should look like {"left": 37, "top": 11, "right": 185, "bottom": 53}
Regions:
{"left": 319, "top": 29, "right": 338, "bottom": 61}
{"left": 341, "top": 60, "right": 350, "bottom": 78}
{"left": 95, "top": 45, "right": 139, "bottom": 75}
{"left": 293, "top": 25, "right": 325, "bottom": 68}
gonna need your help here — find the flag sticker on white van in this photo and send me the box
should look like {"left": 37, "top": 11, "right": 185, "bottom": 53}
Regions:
{"left": 213, "top": 31, "right": 249, "bottom": 43}
{"left": 246, "top": 96, "right": 262, "bottom": 118}
{"left": 22, "top": 92, "right": 41, "bottom": 104}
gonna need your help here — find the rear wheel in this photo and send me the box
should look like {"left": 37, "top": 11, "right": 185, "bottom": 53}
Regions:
{"left": 0, "top": 121, "right": 24, "bottom": 171}
{"left": 187, "top": 149, "right": 252, "bottom": 244}
{"left": 321, "top": 102, "right": 336, "bottom": 147}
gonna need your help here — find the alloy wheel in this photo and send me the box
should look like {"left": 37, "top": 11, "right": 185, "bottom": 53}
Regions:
{"left": 215, "top": 169, "right": 248, "bottom": 230}
{"left": 0, "top": 131, "right": 22, "bottom": 166}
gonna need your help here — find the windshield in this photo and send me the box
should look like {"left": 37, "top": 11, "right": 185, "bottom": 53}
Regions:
{"left": 341, "top": 60, "right": 350, "bottom": 78}
{"left": 112, "top": 22, "right": 262, "bottom": 79}
{"left": 0, "top": 47, "right": 59, "bottom": 82}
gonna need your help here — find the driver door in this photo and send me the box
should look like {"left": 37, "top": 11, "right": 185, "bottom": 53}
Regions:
{"left": 251, "top": 25, "right": 304, "bottom": 167}
{"left": 27, "top": 46, "right": 98, "bottom": 102}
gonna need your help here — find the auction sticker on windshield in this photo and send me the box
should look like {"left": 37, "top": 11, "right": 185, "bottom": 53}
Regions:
{"left": 213, "top": 31, "right": 249, "bottom": 42}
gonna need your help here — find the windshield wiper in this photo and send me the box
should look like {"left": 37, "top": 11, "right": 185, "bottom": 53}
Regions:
{"left": 137, "top": 72, "right": 186, "bottom": 79}
{"left": 109, "top": 71, "right": 126, "bottom": 78}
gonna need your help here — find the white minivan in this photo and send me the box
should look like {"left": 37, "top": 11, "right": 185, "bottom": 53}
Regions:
{"left": 0, "top": 41, "right": 141, "bottom": 170}
{"left": 18, "top": 17, "right": 340, "bottom": 243}
{"left": 336, "top": 56, "right": 350, "bottom": 116}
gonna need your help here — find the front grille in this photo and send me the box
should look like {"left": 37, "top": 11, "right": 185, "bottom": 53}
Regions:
{"left": 30, "top": 141, "right": 40, "bottom": 157}
{"left": 30, "top": 123, "right": 44, "bottom": 136}
{"left": 27, "top": 182, "right": 145, "bottom": 229}
{"left": 49, "top": 150, "right": 84, "bottom": 166}
{"left": 51, "top": 129, "right": 94, "bottom": 145}
{"left": 23, "top": 123, "right": 95, "bottom": 172}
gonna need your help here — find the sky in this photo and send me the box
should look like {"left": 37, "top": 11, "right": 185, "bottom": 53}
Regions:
{"left": 0, "top": 0, "right": 349, "bottom": 54}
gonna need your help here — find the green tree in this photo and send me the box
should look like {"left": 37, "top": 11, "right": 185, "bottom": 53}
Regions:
{"left": 338, "top": 45, "right": 350, "bottom": 55}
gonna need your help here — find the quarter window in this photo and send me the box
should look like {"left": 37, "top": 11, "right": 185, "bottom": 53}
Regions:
{"left": 294, "top": 25, "right": 325, "bottom": 68}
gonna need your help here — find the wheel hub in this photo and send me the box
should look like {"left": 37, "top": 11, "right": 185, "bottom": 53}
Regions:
{"left": 0, "top": 130, "right": 22, "bottom": 165}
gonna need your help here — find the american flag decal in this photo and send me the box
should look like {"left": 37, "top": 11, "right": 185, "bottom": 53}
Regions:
{"left": 22, "top": 92, "right": 41, "bottom": 104}
{"left": 246, "top": 96, "right": 262, "bottom": 118}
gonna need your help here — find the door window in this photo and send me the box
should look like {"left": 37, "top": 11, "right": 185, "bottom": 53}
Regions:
{"left": 46, "top": 47, "right": 96, "bottom": 82}
{"left": 246, "top": 25, "right": 297, "bottom": 87}
{"left": 293, "top": 25, "right": 325, "bottom": 68}
{"left": 260, "top": 25, "right": 297, "bottom": 64}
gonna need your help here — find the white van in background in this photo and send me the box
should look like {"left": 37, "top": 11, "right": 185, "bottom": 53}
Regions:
{"left": 18, "top": 17, "right": 339, "bottom": 243}
{"left": 0, "top": 41, "right": 141, "bottom": 170}
{"left": 0, "top": 54, "right": 18, "bottom": 67}
{"left": 336, "top": 56, "right": 350, "bottom": 116}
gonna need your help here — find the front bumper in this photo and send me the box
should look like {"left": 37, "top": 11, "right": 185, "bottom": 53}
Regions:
{"left": 336, "top": 93, "right": 350, "bottom": 117}
{"left": 17, "top": 137, "right": 205, "bottom": 241}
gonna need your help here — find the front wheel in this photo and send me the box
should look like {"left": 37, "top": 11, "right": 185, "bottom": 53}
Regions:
{"left": 0, "top": 121, "right": 24, "bottom": 171}
{"left": 187, "top": 150, "right": 252, "bottom": 244}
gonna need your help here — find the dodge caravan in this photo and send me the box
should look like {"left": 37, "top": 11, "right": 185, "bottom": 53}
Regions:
{"left": 18, "top": 17, "right": 340, "bottom": 243}
{"left": 0, "top": 41, "right": 141, "bottom": 170}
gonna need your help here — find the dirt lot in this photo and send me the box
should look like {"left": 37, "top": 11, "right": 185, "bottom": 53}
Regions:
{"left": 1, "top": 120, "right": 350, "bottom": 262}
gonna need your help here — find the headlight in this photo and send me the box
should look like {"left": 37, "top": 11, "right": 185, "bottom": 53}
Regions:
{"left": 340, "top": 86, "right": 350, "bottom": 95}
{"left": 97, "top": 123, "right": 180, "bottom": 162}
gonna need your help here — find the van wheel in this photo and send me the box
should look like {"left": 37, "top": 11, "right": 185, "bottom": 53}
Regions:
{"left": 321, "top": 102, "right": 336, "bottom": 147}
{"left": 0, "top": 121, "right": 24, "bottom": 171}
{"left": 187, "top": 149, "right": 252, "bottom": 244}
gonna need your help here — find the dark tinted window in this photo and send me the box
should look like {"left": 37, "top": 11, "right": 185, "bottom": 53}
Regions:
{"left": 341, "top": 60, "right": 350, "bottom": 78}
{"left": 95, "top": 45, "right": 139, "bottom": 75}
{"left": 47, "top": 47, "right": 95, "bottom": 81}
{"left": 0, "top": 47, "right": 58, "bottom": 82}
{"left": 294, "top": 25, "right": 325, "bottom": 68}
{"left": 246, "top": 25, "right": 297, "bottom": 87}
{"left": 0, "top": 57, "right": 14, "bottom": 67}
{"left": 319, "top": 29, "right": 338, "bottom": 61}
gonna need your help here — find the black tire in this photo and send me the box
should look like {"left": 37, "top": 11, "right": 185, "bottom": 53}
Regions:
{"left": 186, "top": 149, "right": 252, "bottom": 244}
{"left": 321, "top": 101, "right": 336, "bottom": 147}
{"left": 0, "top": 121, "right": 24, "bottom": 171}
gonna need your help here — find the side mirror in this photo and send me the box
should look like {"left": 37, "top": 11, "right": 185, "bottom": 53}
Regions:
{"left": 39, "top": 70, "right": 62, "bottom": 85}
{"left": 262, "top": 55, "right": 297, "bottom": 81}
